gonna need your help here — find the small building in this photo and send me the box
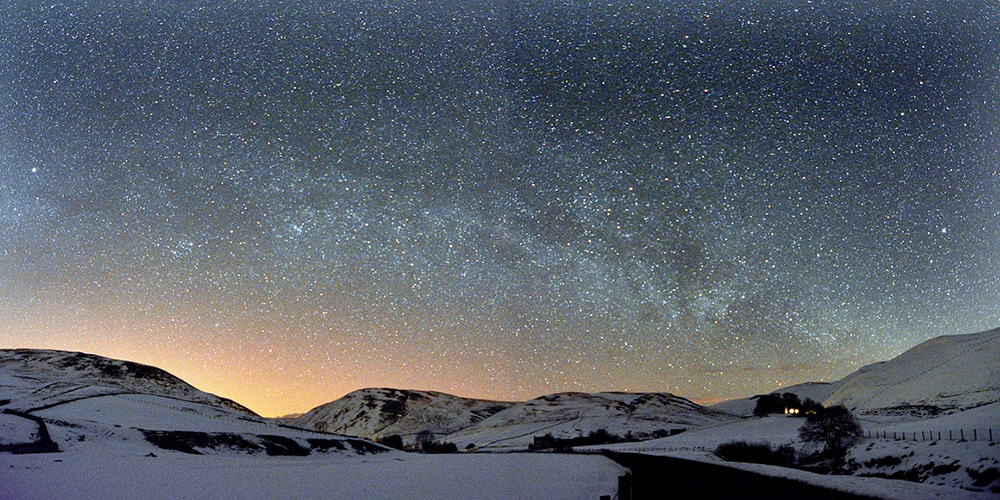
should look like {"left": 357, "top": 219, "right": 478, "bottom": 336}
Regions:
{"left": 532, "top": 435, "right": 555, "bottom": 450}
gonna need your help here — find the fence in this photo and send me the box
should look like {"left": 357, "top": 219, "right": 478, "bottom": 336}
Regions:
{"left": 864, "top": 428, "right": 996, "bottom": 443}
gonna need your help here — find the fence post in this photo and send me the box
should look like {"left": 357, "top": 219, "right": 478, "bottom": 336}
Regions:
{"left": 618, "top": 473, "right": 632, "bottom": 500}
{"left": 990, "top": 429, "right": 993, "bottom": 442}
{"left": 974, "top": 429, "right": 977, "bottom": 441}
{"left": 960, "top": 429, "right": 964, "bottom": 441}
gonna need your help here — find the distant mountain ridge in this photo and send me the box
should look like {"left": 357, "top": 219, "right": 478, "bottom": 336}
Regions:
{"left": 292, "top": 388, "right": 515, "bottom": 443}
{"left": 6, "top": 326, "right": 995, "bottom": 456}
{"left": 293, "top": 388, "right": 739, "bottom": 449}
{"left": 0, "top": 349, "right": 388, "bottom": 457}
{"left": 447, "top": 391, "right": 739, "bottom": 450}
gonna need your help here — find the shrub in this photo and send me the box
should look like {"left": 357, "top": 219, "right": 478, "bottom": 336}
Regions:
{"left": 421, "top": 440, "right": 458, "bottom": 454}
{"left": 415, "top": 430, "right": 435, "bottom": 449}
{"left": 715, "top": 440, "right": 796, "bottom": 466}
{"left": 376, "top": 435, "right": 404, "bottom": 450}
{"left": 967, "top": 466, "right": 1000, "bottom": 488}
{"left": 528, "top": 429, "right": 626, "bottom": 450}
{"left": 800, "top": 398, "right": 824, "bottom": 414}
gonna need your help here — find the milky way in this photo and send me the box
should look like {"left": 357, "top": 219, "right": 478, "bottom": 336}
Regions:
{"left": 2, "top": 1, "right": 998, "bottom": 416}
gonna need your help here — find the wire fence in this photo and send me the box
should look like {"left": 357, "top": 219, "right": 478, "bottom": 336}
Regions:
{"left": 863, "top": 427, "right": 997, "bottom": 443}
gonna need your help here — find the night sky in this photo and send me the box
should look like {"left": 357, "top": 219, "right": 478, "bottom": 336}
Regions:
{"left": 2, "top": 1, "right": 998, "bottom": 417}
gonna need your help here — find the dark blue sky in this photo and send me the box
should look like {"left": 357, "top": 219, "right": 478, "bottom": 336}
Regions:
{"left": 1, "top": 0, "right": 998, "bottom": 415}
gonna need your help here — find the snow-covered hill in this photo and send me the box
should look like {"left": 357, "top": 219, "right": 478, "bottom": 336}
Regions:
{"left": 450, "top": 391, "right": 739, "bottom": 451}
{"left": 0, "top": 349, "right": 253, "bottom": 414}
{"left": 295, "top": 388, "right": 739, "bottom": 451}
{"left": 824, "top": 327, "right": 1000, "bottom": 415}
{"left": 712, "top": 327, "right": 1000, "bottom": 418}
{"left": 0, "top": 349, "right": 389, "bottom": 457}
{"left": 292, "top": 388, "right": 515, "bottom": 444}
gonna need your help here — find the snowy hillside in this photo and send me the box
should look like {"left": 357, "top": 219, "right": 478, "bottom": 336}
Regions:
{"left": 294, "top": 389, "right": 738, "bottom": 450}
{"left": 591, "top": 402, "right": 1000, "bottom": 495}
{"left": 292, "top": 388, "right": 515, "bottom": 444}
{"left": 0, "top": 349, "right": 388, "bottom": 457}
{"left": 712, "top": 381, "right": 842, "bottom": 417}
{"left": 711, "top": 327, "right": 1000, "bottom": 417}
{"left": 823, "top": 327, "right": 1000, "bottom": 414}
{"left": 0, "top": 349, "right": 252, "bottom": 414}
{"left": 448, "top": 391, "right": 739, "bottom": 451}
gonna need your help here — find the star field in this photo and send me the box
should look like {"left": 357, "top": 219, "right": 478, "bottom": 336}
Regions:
{"left": 1, "top": 1, "right": 998, "bottom": 416}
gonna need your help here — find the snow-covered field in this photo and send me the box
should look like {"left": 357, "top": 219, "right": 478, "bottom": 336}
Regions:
{"left": 0, "top": 413, "right": 38, "bottom": 445}
{"left": 0, "top": 449, "right": 625, "bottom": 500}
{"left": 584, "top": 405, "right": 1000, "bottom": 497}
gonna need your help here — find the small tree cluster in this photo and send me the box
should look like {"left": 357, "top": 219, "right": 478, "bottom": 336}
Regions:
{"left": 528, "top": 429, "right": 627, "bottom": 450}
{"left": 753, "top": 393, "right": 822, "bottom": 416}
{"left": 414, "top": 430, "right": 457, "bottom": 453}
{"left": 376, "top": 435, "right": 404, "bottom": 450}
{"left": 715, "top": 441, "right": 796, "bottom": 467}
{"left": 420, "top": 440, "right": 459, "bottom": 454}
{"left": 798, "top": 405, "right": 862, "bottom": 457}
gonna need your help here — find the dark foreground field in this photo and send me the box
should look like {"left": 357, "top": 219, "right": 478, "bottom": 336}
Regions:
{"left": 606, "top": 452, "right": 878, "bottom": 500}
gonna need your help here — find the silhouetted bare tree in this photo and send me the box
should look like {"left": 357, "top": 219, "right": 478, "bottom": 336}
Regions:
{"left": 798, "top": 405, "right": 862, "bottom": 457}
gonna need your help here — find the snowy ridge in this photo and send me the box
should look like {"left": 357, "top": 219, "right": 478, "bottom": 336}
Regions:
{"left": 450, "top": 391, "right": 739, "bottom": 450}
{"left": 823, "top": 327, "right": 1000, "bottom": 414}
{"left": 292, "top": 388, "right": 515, "bottom": 443}
{"left": 295, "top": 389, "right": 739, "bottom": 450}
{"left": 0, "top": 349, "right": 253, "bottom": 415}
{"left": 0, "top": 349, "right": 390, "bottom": 458}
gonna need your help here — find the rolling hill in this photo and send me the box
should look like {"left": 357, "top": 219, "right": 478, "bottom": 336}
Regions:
{"left": 823, "top": 327, "right": 1000, "bottom": 415}
{"left": 292, "top": 388, "right": 515, "bottom": 444}
{"left": 712, "top": 327, "right": 1000, "bottom": 417}
{"left": 295, "top": 389, "right": 739, "bottom": 450}
{"left": 0, "top": 349, "right": 388, "bottom": 457}
{"left": 448, "top": 391, "right": 740, "bottom": 450}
